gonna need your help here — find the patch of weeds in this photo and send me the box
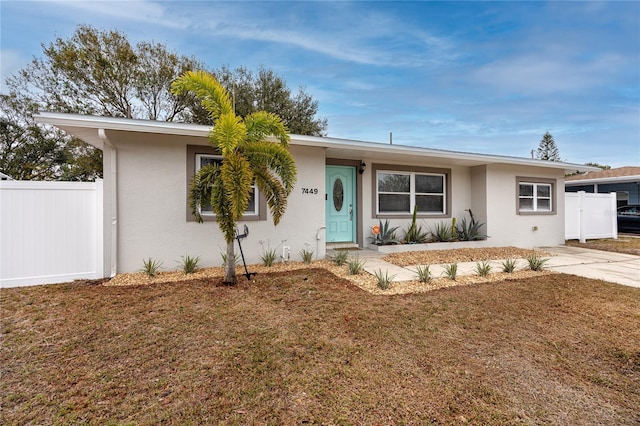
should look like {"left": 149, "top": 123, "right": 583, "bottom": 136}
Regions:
{"left": 475, "top": 260, "right": 492, "bottom": 277}
{"left": 300, "top": 248, "right": 314, "bottom": 264}
{"left": 502, "top": 258, "right": 517, "bottom": 273}
{"left": 347, "top": 256, "right": 365, "bottom": 275}
{"left": 330, "top": 250, "right": 349, "bottom": 266}
{"left": 140, "top": 258, "right": 162, "bottom": 277}
{"left": 527, "top": 253, "right": 549, "bottom": 271}
{"left": 442, "top": 262, "right": 458, "bottom": 281}
{"left": 178, "top": 255, "right": 201, "bottom": 274}
{"left": 415, "top": 264, "right": 432, "bottom": 283}
{"left": 374, "top": 269, "right": 395, "bottom": 290}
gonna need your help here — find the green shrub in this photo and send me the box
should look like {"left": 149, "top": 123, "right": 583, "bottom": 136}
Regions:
{"left": 374, "top": 269, "right": 395, "bottom": 290}
{"left": 179, "top": 255, "right": 201, "bottom": 274}
{"left": 430, "top": 221, "right": 453, "bottom": 242}
{"left": 141, "top": 257, "right": 163, "bottom": 277}
{"left": 347, "top": 256, "right": 365, "bottom": 275}
{"left": 527, "top": 253, "right": 549, "bottom": 271}
{"left": 369, "top": 219, "right": 400, "bottom": 245}
{"left": 300, "top": 248, "right": 314, "bottom": 264}
{"left": 415, "top": 264, "right": 432, "bottom": 283}
{"left": 442, "top": 262, "right": 458, "bottom": 281}
{"left": 330, "top": 250, "right": 350, "bottom": 266}
{"left": 404, "top": 206, "right": 429, "bottom": 244}
{"left": 260, "top": 249, "right": 278, "bottom": 267}
{"left": 502, "top": 258, "right": 517, "bottom": 273}
{"left": 475, "top": 260, "right": 492, "bottom": 277}
{"left": 456, "top": 217, "right": 487, "bottom": 241}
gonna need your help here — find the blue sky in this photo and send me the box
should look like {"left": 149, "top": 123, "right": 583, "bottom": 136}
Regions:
{"left": 1, "top": 1, "right": 639, "bottom": 167}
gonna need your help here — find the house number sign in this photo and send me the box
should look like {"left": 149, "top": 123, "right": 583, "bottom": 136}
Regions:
{"left": 301, "top": 188, "right": 319, "bottom": 194}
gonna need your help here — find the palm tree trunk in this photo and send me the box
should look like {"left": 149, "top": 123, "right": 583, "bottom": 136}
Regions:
{"left": 224, "top": 240, "right": 237, "bottom": 285}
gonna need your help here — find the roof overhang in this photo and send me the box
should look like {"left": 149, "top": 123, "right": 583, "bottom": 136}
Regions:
{"left": 35, "top": 112, "right": 598, "bottom": 174}
{"left": 565, "top": 175, "right": 640, "bottom": 185}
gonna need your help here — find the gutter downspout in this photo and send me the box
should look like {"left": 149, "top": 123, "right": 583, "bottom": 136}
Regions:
{"left": 98, "top": 129, "right": 117, "bottom": 278}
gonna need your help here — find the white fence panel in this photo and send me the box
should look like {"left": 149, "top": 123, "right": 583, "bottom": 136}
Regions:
{"left": 0, "top": 180, "right": 103, "bottom": 287}
{"left": 565, "top": 191, "right": 617, "bottom": 243}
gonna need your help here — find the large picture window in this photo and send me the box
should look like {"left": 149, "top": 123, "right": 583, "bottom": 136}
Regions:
{"left": 517, "top": 178, "right": 555, "bottom": 214}
{"left": 195, "top": 154, "right": 258, "bottom": 216}
{"left": 377, "top": 170, "right": 445, "bottom": 215}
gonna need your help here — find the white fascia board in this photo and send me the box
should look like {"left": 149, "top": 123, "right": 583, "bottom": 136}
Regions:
{"left": 35, "top": 112, "right": 597, "bottom": 173}
{"left": 566, "top": 175, "right": 640, "bottom": 185}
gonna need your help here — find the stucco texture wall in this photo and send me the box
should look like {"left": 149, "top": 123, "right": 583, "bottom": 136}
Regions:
{"left": 109, "top": 130, "right": 325, "bottom": 273}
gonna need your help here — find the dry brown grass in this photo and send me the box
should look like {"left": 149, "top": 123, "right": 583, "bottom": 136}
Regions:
{"left": 383, "top": 246, "right": 547, "bottom": 267}
{"left": 2, "top": 271, "right": 639, "bottom": 425}
{"left": 566, "top": 236, "right": 640, "bottom": 256}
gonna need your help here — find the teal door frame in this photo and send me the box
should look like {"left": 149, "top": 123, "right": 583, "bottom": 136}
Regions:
{"left": 326, "top": 165, "right": 357, "bottom": 243}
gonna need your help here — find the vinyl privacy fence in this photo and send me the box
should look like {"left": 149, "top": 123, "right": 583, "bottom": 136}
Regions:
{"left": 565, "top": 191, "right": 617, "bottom": 243}
{"left": 0, "top": 180, "right": 103, "bottom": 287}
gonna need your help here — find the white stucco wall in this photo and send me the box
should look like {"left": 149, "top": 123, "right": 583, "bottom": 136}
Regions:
{"left": 109, "top": 130, "right": 325, "bottom": 273}
{"left": 484, "top": 164, "right": 565, "bottom": 247}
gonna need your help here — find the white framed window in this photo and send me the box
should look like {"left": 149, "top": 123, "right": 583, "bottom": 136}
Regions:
{"left": 377, "top": 170, "right": 445, "bottom": 214}
{"left": 518, "top": 182, "right": 552, "bottom": 212}
{"left": 196, "top": 154, "right": 258, "bottom": 216}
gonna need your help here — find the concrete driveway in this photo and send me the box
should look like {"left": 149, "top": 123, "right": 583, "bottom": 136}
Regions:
{"left": 539, "top": 245, "right": 640, "bottom": 288}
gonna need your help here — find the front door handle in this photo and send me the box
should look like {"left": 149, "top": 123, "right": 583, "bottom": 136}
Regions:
{"left": 349, "top": 204, "right": 353, "bottom": 220}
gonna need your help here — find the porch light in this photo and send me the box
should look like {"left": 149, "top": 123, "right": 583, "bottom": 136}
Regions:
{"left": 359, "top": 161, "right": 367, "bottom": 174}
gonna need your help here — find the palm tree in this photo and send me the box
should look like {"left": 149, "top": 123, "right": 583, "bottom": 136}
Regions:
{"left": 171, "top": 70, "right": 297, "bottom": 284}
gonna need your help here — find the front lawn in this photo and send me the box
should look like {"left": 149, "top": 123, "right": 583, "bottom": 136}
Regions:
{"left": 2, "top": 271, "right": 639, "bottom": 424}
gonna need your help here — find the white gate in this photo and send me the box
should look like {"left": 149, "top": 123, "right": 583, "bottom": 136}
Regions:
{"left": 565, "top": 191, "right": 617, "bottom": 243}
{"left": 0, "top": 180, "right": 103, "bottom": 287}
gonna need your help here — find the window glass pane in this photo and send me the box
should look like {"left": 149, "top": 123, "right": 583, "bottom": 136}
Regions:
{"left": 519, "top": 184, "right": 533, "bottom": 197}
{"left": 247, "top": 190, "right": 256, "bottom": 214}
{"left": 415, "top": 174, "right": 443, "bottom": 193}
{"left": 416, "top": 195, "right": 444, "bottom": 212}
{"left": 519, "top": 198, "right": 533, "bottom": 211}
{"left": 537, "top": 185, "right": 550, "bottom": 198}
{"left": 333, "top": 178, "right": 344, "bottom": 212}
{"left": 200, "top": 156, "right": 221, "bottom": 168}
{"left": 537, "top": 199, "right": 551, "bottom": 211}
{"left": 378, "top": 173, "right": 410, "bottom": 193}
{"left": 379, "top": 194, "right": 410, "bottom": 213}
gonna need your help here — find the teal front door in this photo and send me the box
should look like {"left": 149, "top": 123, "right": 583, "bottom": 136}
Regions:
{"left": 326, "top": 165, "right": 356, "bottom": 243}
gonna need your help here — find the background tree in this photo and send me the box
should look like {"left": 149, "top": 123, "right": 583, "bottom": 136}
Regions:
{"left": 535, "top": 132, "right": 561, "bottom": 161}
{"left": 1, "top": 26, "right": 327, "bottom": 180}
{"left": 204, "top": 66, "right": 328, "bottom": 136}
{"left": 584, "top": 162, "right": 611, "bottom": 170}
{"left": 172, "top": 70, "right": 297, "bottom": 285}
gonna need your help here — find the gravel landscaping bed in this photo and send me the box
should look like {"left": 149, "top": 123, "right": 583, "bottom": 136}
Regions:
{"left": 107, "top": 247, "right": 553, "bottom": 295}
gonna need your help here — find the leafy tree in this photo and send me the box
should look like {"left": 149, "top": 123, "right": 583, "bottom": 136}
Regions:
{"left": 205, "top": 66, "right": 328, "bottom": 136}
{"left": 172, "top": 70, "right": 297, "bottom": 285}
{"left": 1, "top": 25, "right": 202, "bottom": 180}
{"left": 535, "top": 132, "right": 561, "bottom": 161}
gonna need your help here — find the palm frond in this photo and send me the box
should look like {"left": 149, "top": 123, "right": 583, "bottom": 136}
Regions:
{"left": 244, "top": 141, "right": 297, "bottom": 194}
{"left": 244, "top": 110, "right": 290, "bottom": 146}
{"left": 170, "top": 70, "right": 233, "bottom": 120}
{"left": 188, "top": 164, "right": 218, "bottom": 223}
{"left": 210, "top": 177, "right": 236, "bottom": 242}
{"left": 220, "top": 153, "right": 253, "bottom": 220}
{"left": 253, "top": 167, "right": 288, "bottom": 225}
{"left": 211, "top": 113, "right": 246, "bottom": 156}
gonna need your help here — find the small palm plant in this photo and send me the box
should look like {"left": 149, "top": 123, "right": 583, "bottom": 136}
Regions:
{"left": 502, "top": 258, "right": 517, "bottom": 273}
{"left": 300, "top": 248, "right": 314, "bottom": 264}
{"left": 347, "top": 256, "right": 365, "bottom": 275}
{"left": 141, "top": 258, "right": 163, "bottom": 277}
{"left": 415, "top": 264, "right": 432, "bottom": 283}
{"left": 374, "top": 269, "right": 395, "bottom": 290}
{"left": 443, "top": 262, "right": 458, "bottom": 281}
{"left": 330, "top": 250, "right": 349, "bottom": 266}
{"left": 527, "top": 253, "right": 549, "bottom": 271}
{"left": 475, "top": 260, "right": 492, "bottom": 277}
{"left": 179, "top": 255, "right": 201, "bottom": 274}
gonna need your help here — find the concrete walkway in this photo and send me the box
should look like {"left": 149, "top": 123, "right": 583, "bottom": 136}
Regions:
{"left": 334, "top": 246, "right": 640, "bottom": 288}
